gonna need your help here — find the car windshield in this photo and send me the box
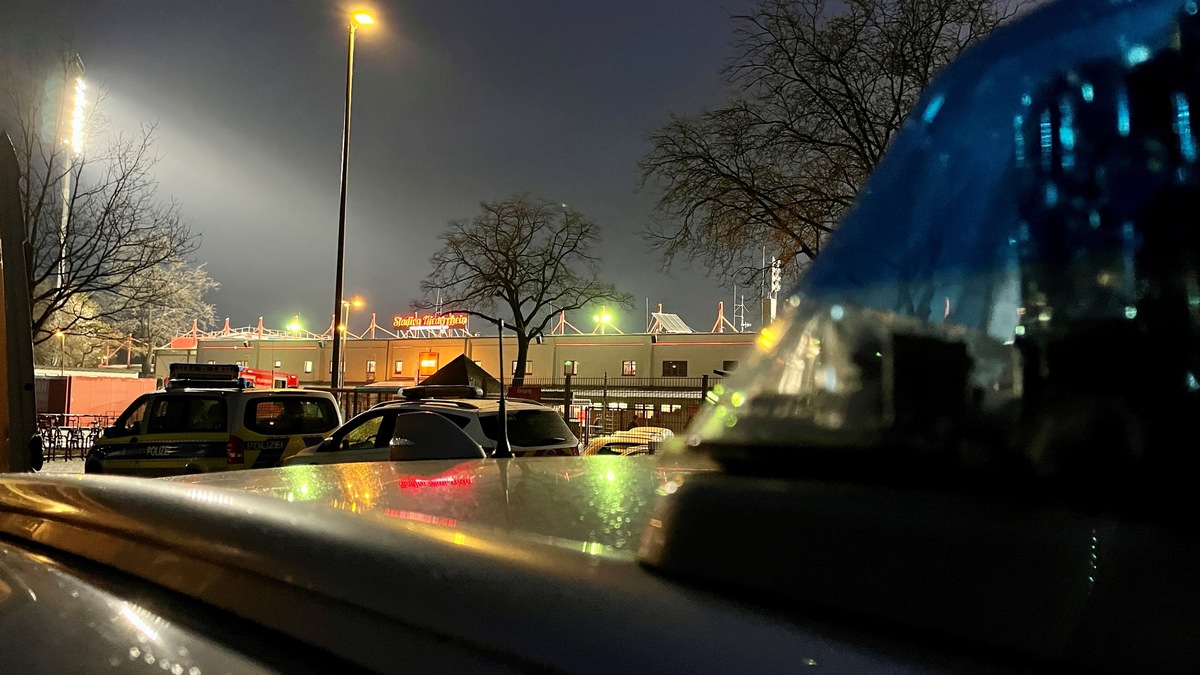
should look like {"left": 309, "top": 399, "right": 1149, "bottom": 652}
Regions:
{"left": 478, "top": 410, "right": 575, "bottom": 447}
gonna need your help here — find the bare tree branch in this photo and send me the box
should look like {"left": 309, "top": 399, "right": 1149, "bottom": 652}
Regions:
{"left": 639, "top": 0, "right": 1024, "bottom": 289}
{"left": 416, "top": 195, "right": 634, "bottom": 384}
{"left": 1, "top": 50, "right": 205, "bottom": 358}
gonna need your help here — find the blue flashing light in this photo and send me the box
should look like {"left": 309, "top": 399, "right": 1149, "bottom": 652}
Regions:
{"left": 1039, "top": 109, "right": 1053, "bottom": 170}
{"left": 1013, "top": 114, "right": 1026, "bottom": 165}
{"left": 1117, "top": 86, "right": 1131, "bottom": 137}
{"left": 1044, "top": 183, "right": 1059, "bottom": 207}
{"left": 1125, "top": 45, "right": 1151, "bottom": 66}
{"left": 922, "top": 93, "right": 946, "bottom": 124}
{"left": 1173, "top": 92, "right": 1197, "bottom": 162}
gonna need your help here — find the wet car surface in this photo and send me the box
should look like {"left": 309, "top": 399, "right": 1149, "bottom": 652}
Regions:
{"left": 166, "top": 456, "right": 711, "bottom": 555}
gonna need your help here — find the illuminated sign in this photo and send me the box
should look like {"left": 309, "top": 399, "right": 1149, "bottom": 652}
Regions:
{"left": 393, "top": 312, "right": 469, "bottom": 330}
{"left": 418, "top": 352, "right": 439, "bottom": 377}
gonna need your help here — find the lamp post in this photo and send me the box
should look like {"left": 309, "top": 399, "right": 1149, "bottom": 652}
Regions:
{"left": 337, "top": 297, "right": 364, "bottom": 388}
{"left": 54, "top": 330, "right": 65, "bottom": 376}
{"left": 330, "top": 11, "right": 374, "bottom": 390}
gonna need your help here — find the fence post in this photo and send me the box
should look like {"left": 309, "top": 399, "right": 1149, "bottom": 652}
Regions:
{"left": 563, "top": 373, "right": 573, "bottom": 417}
{"left": 701, "top": 374, "right": 710, "bottom": 397}
{"left": 603, "top": 372, "right": 609, "bottom": 433}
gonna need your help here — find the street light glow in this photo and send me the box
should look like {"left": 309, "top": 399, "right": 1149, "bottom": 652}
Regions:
{"left": 352, "top": 12, "right": 375, "bottom": 25}
{"left": 70, "top": 77, "right": 86, "bottom": 155}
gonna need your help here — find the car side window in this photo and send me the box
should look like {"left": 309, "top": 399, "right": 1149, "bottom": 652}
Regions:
{"left": 112, "top": 399, "right": 149, "bottom": 436}
{"left": 245, "top": 397, "right": 341, "bottom": 435}
{"left": 186, "top": 398, "right": 228, "bottom": 432}
{"left": 330, "top": 413, "right": 388, "bottom": 451}
{"left": 145, "top": 396, "right": 195, "bottom": 434}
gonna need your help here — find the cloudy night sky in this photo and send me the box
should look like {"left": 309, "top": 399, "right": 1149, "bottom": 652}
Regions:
{"left": 1, "top": 0, "right": 765, "bottom": 337}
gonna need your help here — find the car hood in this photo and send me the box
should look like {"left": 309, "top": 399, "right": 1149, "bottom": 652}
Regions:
{"left": 0, "top": 459, "right": 992, "bottom": 673}
{"left": 166, "top": 456, "right": 706, "bottom": 554}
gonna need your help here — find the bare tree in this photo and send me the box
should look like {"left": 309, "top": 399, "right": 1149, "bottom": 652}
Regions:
{"left": 1, "top": 52, "right": 201, "bottom": 349}
{"left": 639, "top": 0, "right": 1022, "bottom": 287}
{"left": 418, "top": 195, "right": 634, "bottom": 385}
{"left": 113, "top": 261, "right": 219, "bottom": 374}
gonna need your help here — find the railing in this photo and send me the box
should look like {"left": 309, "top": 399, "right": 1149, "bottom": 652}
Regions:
{"left": 518, "top": 375, "right": 720, "bottom": 440}
{"left": 321, "top": 374, "right": 722, "bottom": 443}
{"left": 37, "top": 413, "right": 116, "bottom": 461}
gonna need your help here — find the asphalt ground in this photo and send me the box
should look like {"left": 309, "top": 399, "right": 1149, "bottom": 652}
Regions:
{"left": 37, "top": 458, "right": 85, "bottom": 474}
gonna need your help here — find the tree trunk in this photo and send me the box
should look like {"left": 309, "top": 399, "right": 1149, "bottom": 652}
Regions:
{"left": 512, "top": 334, "right": 531, "bottom": 386}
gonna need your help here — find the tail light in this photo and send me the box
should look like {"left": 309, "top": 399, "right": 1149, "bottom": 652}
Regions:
{"left": 227, "top": 436, "right": 245, "bottom": 464}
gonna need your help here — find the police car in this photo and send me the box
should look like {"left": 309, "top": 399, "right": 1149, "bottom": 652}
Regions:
{"left": 84, "top": 363, "right": 342, "bottom": 476}
{"left": 4, "top": 0, "right": 1199, "bottom": 671}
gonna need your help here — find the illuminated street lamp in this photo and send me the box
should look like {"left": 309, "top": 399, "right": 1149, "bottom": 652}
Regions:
{"left": 330, "top": 11, "right": 375, "bottom": 389}
{"left": 54, "top": 330, "right": 66, "bottom": 376}
{"left": 337, "top": 297, "right": 364, "bottom": 388}
{"left": 59, "top": 54, "right": 86, "bottom": 291}
{"left": 592, "top": 307, "right": 620, "bottom": 335}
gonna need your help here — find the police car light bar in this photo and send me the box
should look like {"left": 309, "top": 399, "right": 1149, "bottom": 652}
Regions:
{"left": 166, "top": 363, "right": 252, "bottom": 390}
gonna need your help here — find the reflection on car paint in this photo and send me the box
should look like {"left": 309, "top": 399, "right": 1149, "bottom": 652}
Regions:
{"left": 180, "top": 457, "right": 713, "bottom": 555}
{"left": 0, "top": 545, "right": 279, "bottom": 674}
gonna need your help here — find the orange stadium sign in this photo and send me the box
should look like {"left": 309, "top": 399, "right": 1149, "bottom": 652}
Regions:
{"left": 392, "top": 312, "right": 469, "bottom": 330}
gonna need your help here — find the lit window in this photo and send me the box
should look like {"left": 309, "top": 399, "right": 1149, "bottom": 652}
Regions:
{"left": 274, "top": 360, "right": 282, "bottom": 368}
{"left": 366, "top": 360, "right": 376, "bottom": 374}
{"left": 394, "top": 360, "right": 403, "bottom": 374}
{"left": 622, "top": 360, "right": 636, "bottom": 376}
{"left": 564, "top": 360, "right": 578, "bottom": 376}
{"left": 303, "top": 360, "right": 313, "bottom": 374}
{"left": 511, "top": 360, "right": 533, "bottom": 375}
{"left": 419, "top": 352, "right": 439, "bottom": 376}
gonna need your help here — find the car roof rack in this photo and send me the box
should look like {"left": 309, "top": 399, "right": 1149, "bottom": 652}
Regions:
{"left": 166, "top": 363, "right": 254, "bottom": 390}
{"left": 391, "top": 398, "right": 481, "bottom": 410}
{"left": 400, "top": 385, "right": 484, "bottom": 401}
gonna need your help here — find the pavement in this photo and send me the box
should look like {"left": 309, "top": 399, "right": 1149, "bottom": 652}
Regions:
{"left": 37, "top": 458, "right": 85, "bottom": 474}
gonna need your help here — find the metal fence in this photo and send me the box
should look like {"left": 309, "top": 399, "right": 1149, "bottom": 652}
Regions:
{"left": 322, "top": 374, "right": 721, "bottom": 446}
{"left": 518, "top": 375, "right": 720, "bottom": 442}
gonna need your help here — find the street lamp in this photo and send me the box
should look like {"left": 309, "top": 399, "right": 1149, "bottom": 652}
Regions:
{"left": 592, "top": 307, "right": 616, "bottom": 334}
{"left": 337, "top": 297, "right": 364, "bottom": 388}
{"left": 54, "top": 330, "right": 65, "bottom": 376}
{"left": 330, "top": 11, "right": 374, "bottom": 390}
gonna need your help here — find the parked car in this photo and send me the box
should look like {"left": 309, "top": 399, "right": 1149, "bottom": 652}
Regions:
{"left": 581, "top": 426, "right": 674, "bottom": 456}
{"left": 283, "top": 390, "right": 578, "bottom": 465}
{"left": 4, "top": 0, "right": 1200, "bottom": 671}
{"left": 85, "top": 363, "right": 342, "bottom": 476}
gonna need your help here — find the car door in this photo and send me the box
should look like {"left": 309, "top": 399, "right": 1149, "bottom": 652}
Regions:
{"left": 311, "top": 410, "right": 396, "bottom": 464}
{"left": 91, "top": 394, "right": 228, "bottom": 475}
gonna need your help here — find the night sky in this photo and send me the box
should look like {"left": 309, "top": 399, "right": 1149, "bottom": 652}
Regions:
{"left": 1, "top": 1, "right": 762, "bottom": 337}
